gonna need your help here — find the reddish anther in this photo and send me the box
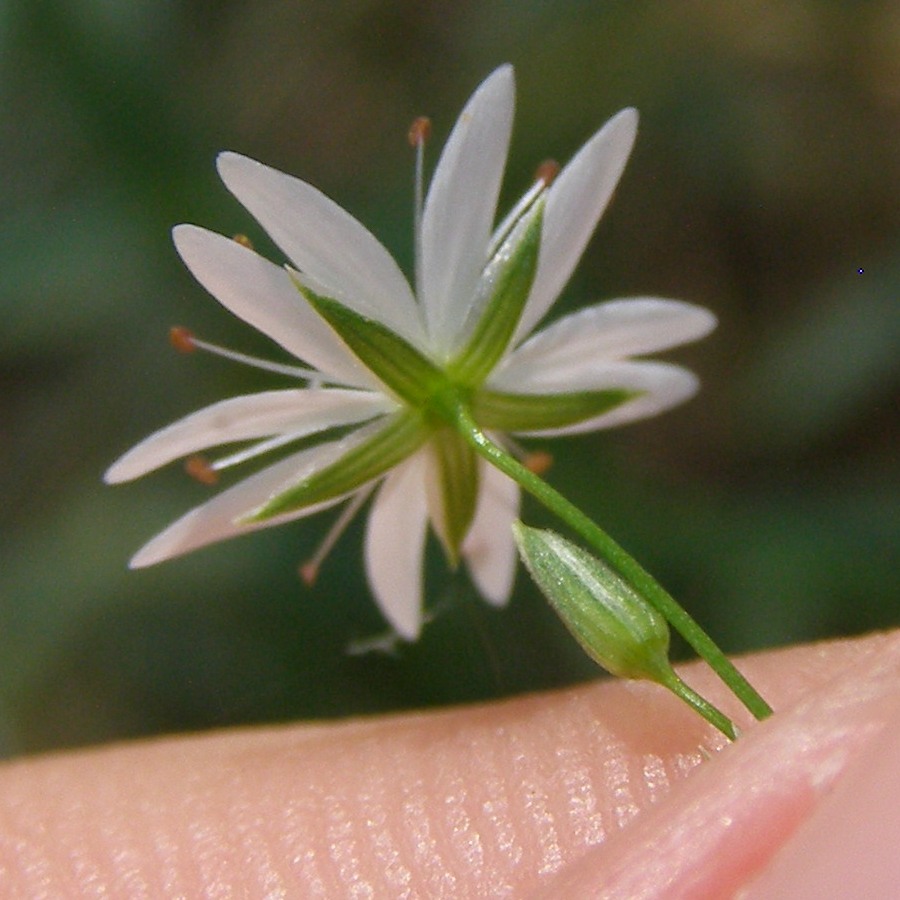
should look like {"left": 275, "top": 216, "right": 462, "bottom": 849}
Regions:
{"left": 232, "top": 233, "right": 254, "bottom": 250}
{"left": 534, "top": 159, "right": 560, "bottom": 186}
{"left": 299, "top": 561, "right": 318, "bottom": 587}
{"left": 408, "top": 116, "right": 432, "bottom": 148}
{"left": 523, "top": 450, "right": 554, "bottom": 476}
{"left": 169, "top": 326, "right": 197, "bottom": 354}
{"left": 184, "top": 455, "right": 219, "bottom": 485}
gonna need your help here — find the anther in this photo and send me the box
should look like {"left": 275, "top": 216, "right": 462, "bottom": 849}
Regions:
{"left": 298, "top": 561, "right": 319, "bottom": 587}
{"left": 523, "top": 450, "right": 554, "bottom": 475}
{"left": 169, "top": 326, "right": 197, "bottom": 354}
{"left": 232, "top": 233, "right": 254, "bottom": 250}
{"left": 408, "top": 116, "right": 431, "bottom": 148}
{"left": 534, "top": 159, "right": 560, "bottom": 186}
{"left": 185, "top": 455, "right": 219, "bottom": 485}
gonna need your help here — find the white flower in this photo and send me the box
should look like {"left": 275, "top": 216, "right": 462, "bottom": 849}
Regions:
{"left": 106, "top": 65, "right": 716, "bottom": 639}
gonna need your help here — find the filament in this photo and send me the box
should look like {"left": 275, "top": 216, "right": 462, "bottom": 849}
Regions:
{"left": 300, "top": 484, "right": 375, "bottom": 585}
{"left": 408, "top": 116, "right": 431, "bottom": 302}
{"left": 169, "top": 326, "right": 321, "bottom": 383}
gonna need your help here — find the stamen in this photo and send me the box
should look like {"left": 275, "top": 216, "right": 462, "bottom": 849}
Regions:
{"left": 523, "top": 450, "right": 554, "bottom": 475}
{"left": 503, "top": 436, "right": 554, "bottom": 475}
{"left": 185, "top": 454, "right": 219, "bottom": 485}
{"left": 208, "top": 430, "right": 311, "bottom": 473}
{"left": 534, "top": 159, "right": 560, "bottom": 186}
{"left": 232, "top": 233, "right": 254, "bottom": 250}
{"left": 407, "top": 116, "right": 431, "bottom": 147}
{"left": 408, "top": 116, "right": 431, "bottom": 302}
{"left": 169, "top": 326, "right": 197, "bottom": 353}
{"left": 299, "top": 485, "right": 375, "bottom": 586}
{"left": 170, "top": 327, "right": 321, "bottom": 382}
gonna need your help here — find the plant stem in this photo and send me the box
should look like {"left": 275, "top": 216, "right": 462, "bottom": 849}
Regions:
{"left": 657, "top": 670, "right": 738, "bottom": 740}
{"left": 453, "top": 405, "right": 773, "bottom": 722}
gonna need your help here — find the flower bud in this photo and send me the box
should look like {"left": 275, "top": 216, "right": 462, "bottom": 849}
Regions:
{"left": 512, "top": 522, "right": 674, "bottom": 682}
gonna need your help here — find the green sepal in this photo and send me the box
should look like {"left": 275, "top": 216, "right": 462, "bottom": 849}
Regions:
{"left": 473, "top": 387, "right": 641, "bottom": 432}
{"left": 245, "top": 412, "right": 426, "bottom": 522}
{"left": 448, "top": 198, "right": 544, "bottom": 386}
{"left": 292, "top": 276, "right": 445, "bottom": 407}
{"left": 512, "top": 522, "right": 673, "bottom": 682}
{"left": 426, "top": 428, "right": 480, "bottom": 565}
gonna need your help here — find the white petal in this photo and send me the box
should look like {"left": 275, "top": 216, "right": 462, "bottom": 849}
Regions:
{"left": 420, "top": 65, "right": 515, "bottom": 354}
{"left": 173, "top": 225, "right": 375, "bottom": 388}
{"left": 462, "top": 459, "right": 520, "bottom": 606}
{"left": 496, "top": 360, "right": 700, "bottom": 436}
{"left": 364, "top": 452, "right": 429, "bottom": 639}
{"left": 130, "top": 425, "right": 380, "bottom": 567}
{"left": 105, "top": 388, "right": 393, "bottom": 483}
{"left": 216, "top": 153, "right": 424, "bottom": 346}
{"left": 513, "top": 108, "right": 639, "bottom": 344}
{"left": 496, "top": 298, "right": 717, "bottom": 379}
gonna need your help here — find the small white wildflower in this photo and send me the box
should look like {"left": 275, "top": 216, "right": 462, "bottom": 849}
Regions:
{"left": 106, "top": 65, "right": 716, "bottom": 639}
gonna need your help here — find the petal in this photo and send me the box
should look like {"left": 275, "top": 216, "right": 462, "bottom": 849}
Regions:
{"left": 216, "top": 153, "right": 424, "bottom": 346}
{"left": 129, "top": 427, "right": 378, "bottom": 568}
{"left": 497, "top": 360, "right": 701, "bottom": 436}
{"left": 497, "top": 298, "right": 717, "bottom": 377}
{"left": 173, "top": 225, "right": 375, "bottom": 388}
{"left": 462, "top": 458, "right": 520, "bottom": 606}
{"left": 513, "top": 108, "right": 639, "bottom": 344}
{"left": 105, "top": 388, "right": 393, "bottom": 483}
{"left": 364, "top": 452, "right": 429, "bottom": 639}
{"left": 420, "top": 65, "right": 515, "bottom": 354}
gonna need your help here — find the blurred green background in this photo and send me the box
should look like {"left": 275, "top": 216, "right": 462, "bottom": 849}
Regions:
{"left": 1, "top": 0, "right": 897, "bottom": 757}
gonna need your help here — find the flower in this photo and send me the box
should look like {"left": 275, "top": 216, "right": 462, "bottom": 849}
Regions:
{"left": 105, "top": 65, "right": 716, "bottom": 639}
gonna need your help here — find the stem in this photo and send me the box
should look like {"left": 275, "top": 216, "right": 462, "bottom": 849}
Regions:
{"left": 453, "top": 406, "right": 773, "bottom": 722}
{"left": 657, "top": 670, "right": 738, "bottom": 740}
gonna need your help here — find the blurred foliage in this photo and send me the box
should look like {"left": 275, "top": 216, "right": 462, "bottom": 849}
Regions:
{"left": 1, "top": 0, "right": 897, "bottom": 756}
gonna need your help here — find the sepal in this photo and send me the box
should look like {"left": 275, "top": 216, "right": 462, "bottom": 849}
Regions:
{"left": 293, "top": 273, "right": 445, "bottom": 406}
{"left": 473, "top": 386, "right": 640, "bottom": 432}
{"left": 246, "top": 412, "right": 426, "bottom": 521}
{"left": 448, "top": 198, "right": 544, "bottom": 385}
{"left": 425, "top": 428, "right": 480, "bottom": 565}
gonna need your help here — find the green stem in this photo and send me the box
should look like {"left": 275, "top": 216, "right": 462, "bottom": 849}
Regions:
{"left": 657, "top": 670, "right": 738, "bottom": 740}
{"left": 453, "top": 405, "right": 773, "bottom": 722}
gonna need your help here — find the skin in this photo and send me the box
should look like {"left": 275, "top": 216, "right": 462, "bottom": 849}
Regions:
{"left": 0, "top": 630, "right": 897, "bottom": 897}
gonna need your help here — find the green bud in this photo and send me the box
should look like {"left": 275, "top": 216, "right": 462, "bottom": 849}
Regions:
{"left": 512, "top": 522, "right": 674, "bottom": 683}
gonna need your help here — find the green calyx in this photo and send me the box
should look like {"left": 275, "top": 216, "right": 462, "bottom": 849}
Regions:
{"left": 512, "top": 522, "right": 740, "bottom": 738}
{"left": 512, "top": 522, "right": 673, "bottom": 683}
